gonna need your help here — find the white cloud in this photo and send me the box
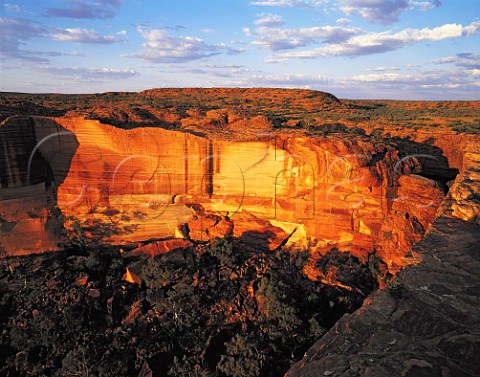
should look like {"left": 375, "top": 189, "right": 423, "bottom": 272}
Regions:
{"left": 410, "top": 0, "right": 441, "bottom": 11}
{"left": 46, "top": 0, "right": 123, "bottom": 20}
{"left": 251, "top": 0, "right": 328, "bottom": 8}
{"left": 340, "top": 0, "right": 441, "bottom": 25}
{"left": 250, "top": 0, "right": 440, "bottom": 22}
{"left": 0, "top": 17, "right": 48, "bottom": 62}
{"left": 368, "top": 66, "right": 401, "bottom": 71}
{"left": 200, "top": 63, "right": 246, "bottom": 69}
{"left": 41, "top": 66, "right": 139, "bottom": 80}
{"left": 127, "top": 28, "right": 240, "bottom": 63}
{"left": 267, "top": 21, "right": 480, "bottom": 61}
{"left": 211, "top": 72, "right": 331, "bottom": 88}
{"left": 246, "top": 24, "right": 361, "bottom": 51}
{"left": 336, "top": 18, "right": 351, "bottom": 25}
{"left": 193, "top": 67, "right": 478, "bottom": 99}
{"left": 183, "top": 64, "right": 258, "bottom": 78}
{"left": 254, "top": 13, "right": 285, "bottom": 27}
{"left": 348, "top": 69, "right": 478, "bottom": 91}
{"left": 0, "top": 18, "right": 123, "bottom": 63}
{"left": 330, "top": 67, "right": 479, "bottom": 99}
{"left": 65, "top": 50, "right": 84, "bottom": 57}
{"left": 351, "top": 72, "right": 416, "bottom": 82}
{"left": 435, "top": 53, "right": 480, "bottom": 70}
{"left": 250, "top": 73, "right": 331, "bottom": 87}
{"left": 52, "top": 28, "right": 121, "bottom": 44}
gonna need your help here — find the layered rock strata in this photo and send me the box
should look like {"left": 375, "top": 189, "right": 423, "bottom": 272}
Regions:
{"left": 286, "top": 139, "right": 480, "bottom": 377}
{"left": 0, "top": 116, "right": 457, "bottom": 266}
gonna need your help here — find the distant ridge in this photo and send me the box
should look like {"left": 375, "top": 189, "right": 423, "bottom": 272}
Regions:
{"left": 141, "top": 87, "right": 341, "bottom": 104}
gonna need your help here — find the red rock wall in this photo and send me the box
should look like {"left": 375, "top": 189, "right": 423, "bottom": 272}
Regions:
{"left": 0, "top": 116, "right": 450, "bottom": 264}
{"left": 286, "top": 136, "right": 480, "bottom": 377}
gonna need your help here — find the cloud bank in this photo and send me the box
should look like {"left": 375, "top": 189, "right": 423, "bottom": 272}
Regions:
{"left": 266, "top": 21, "right": 480, "bottom": 61}
{"left": 52, "top": 28, "right": 122, "bottom": 44}
{"left": 46, "top": 0, "right": 123, "bottom": 20}
{"left": 127, "top": 28, "right": 240, "bottom": 63}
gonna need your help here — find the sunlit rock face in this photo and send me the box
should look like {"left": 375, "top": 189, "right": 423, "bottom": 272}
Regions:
{"left": 0, "top": 116, "right": 453, "bottom": 265}
{"left": 286, "top": 137, "right": 480, "bottom": 377}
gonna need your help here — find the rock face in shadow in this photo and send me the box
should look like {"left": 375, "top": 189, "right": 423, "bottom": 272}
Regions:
{"left": 286, "top": 139, "right": 480, "bottom": 377}
{"left": 0, "top": 117, "right": 79, "bottom": 255}
{"left": 0, "top": 116, "right": 460, "bottom": 266}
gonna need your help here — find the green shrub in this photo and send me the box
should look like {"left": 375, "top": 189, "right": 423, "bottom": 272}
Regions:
{"left": 217, "top": 334, "right": 266, "bottom": 377}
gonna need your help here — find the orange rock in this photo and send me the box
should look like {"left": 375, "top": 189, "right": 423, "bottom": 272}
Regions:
{"left": 205, "top": 109, "right": 228, "bottom": 125}
{"left": 1, "top": 115, "right": 478, "bottom": 273}
{"left": 395, "top": 174, "right": 445, "bottom": 228}
{"left": 449, "top": 142, "right": 480, "bottom": 224}
{"left": 377, "top": 174, "right": 445, "bottom": 268}
{"left": 75, "top": 274, "right": 89, "bottom": 286}
{"left": 122, "top": 267, "right": 142, "bottom": 284}
{"left": 187, "top": 215, "right": 233, "bottom": 241}
{"left": 229, "top": 116, "right": 273, "bottom": 132}
{"left": 122, "top": 302, "right": 142, "bottom": 325}
{"left": 131, "top": 239, "right": 193, "bottom": 257}
{"left": 187, "top": 215, "right": 218, "bottom": 241}
{"left": 232, "top": 211, "right": 290, "bottom": 250}
{"left": 209, "top": 218, "right": 234, "bottom": 239}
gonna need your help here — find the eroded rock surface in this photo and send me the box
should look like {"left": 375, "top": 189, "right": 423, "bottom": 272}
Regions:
{"left": 0, "top": 116, "right": 460, "bottom": 267}
{"left": 286, "top": 139, "right": 480, "bottom": 377}
{"left": 450, "top": 142, "right": 480, "bottom": 224}
{"left": 0, "top": 117, "right": 78, "bottom": 255}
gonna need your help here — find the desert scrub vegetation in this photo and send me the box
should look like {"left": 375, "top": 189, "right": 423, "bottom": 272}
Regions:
{"left": 1, "top": 89, "right": 478, "bottom": 134}
{"left": 0, "top": 237, "right": 377, "bottom": 377}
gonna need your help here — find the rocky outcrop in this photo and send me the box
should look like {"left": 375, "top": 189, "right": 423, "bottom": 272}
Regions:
{"left": 377, "top": 174, "right": 445, "bottom": 268}
{"left": 450, "top": 142, "right": 480, "bottom": 224}
{"left": 0, "top": 186, "right": 63, "bottom": 256}
{"left": 130, "top": 238, "right": 193, "bottom": 257}
{"left": 65, "top": 105, "right": 181, "bottom": 128}
{"left": 0, "top": 116, "right": 456, "bottom": 264}
{"left": 0, "top": 117, "right": 78, "bottom": 255}
{"left": 185, "top": 213, "right": 234, "bottom": 242}
{"left": 286, "top": 138, "right": 480, "bottom": 377}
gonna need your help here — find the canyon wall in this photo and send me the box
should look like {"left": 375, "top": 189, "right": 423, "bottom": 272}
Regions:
{"left": 0, "top": 117, "right": 78, "bottom": 254}
{"left": 0, "top": 116, "right": 455, "bottom": 265}
{"left": 286, "top": 138, "right": 480, "bottom": 377}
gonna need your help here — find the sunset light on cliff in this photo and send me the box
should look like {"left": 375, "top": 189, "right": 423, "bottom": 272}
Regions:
{"left": 1, "top": 1, "right": 480, "bottom": 377}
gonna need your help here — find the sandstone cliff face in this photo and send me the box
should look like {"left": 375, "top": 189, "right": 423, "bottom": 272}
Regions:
{"left": 0, "top": 117, "right": 78, "bottom": 255}
{"left": 449, "top": 141, "right": 480, "bottom": 224}
{"left": 286, "top": 138, "right": 480, "bottom": 377}
{"left": 0, "top": 116, "right": 453, "bottom": 265}
{"left": 377, "top": 174, "right": 445, "bottom": 268}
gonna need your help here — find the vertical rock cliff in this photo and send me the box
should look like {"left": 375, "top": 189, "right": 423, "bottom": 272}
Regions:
{"left": 0, "top": 116, "right": 455, "bottom": 266}
{"left": 0, "top": 117, "right": 78, "bottom": 255}
{"left": 286, "top": 138, "right": 480, "bottom": 377}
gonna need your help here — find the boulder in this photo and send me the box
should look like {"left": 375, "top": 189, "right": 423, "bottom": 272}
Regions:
{"left": 186, "top": 215, "right": 233, "bottom": 241}
{"left": 131, "top": 239, "right": 193, "bottom": 257}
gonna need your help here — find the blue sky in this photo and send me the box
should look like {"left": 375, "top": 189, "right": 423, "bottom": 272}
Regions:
{"left": 1, "top": 0, "right": 479, "bottom": 99}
